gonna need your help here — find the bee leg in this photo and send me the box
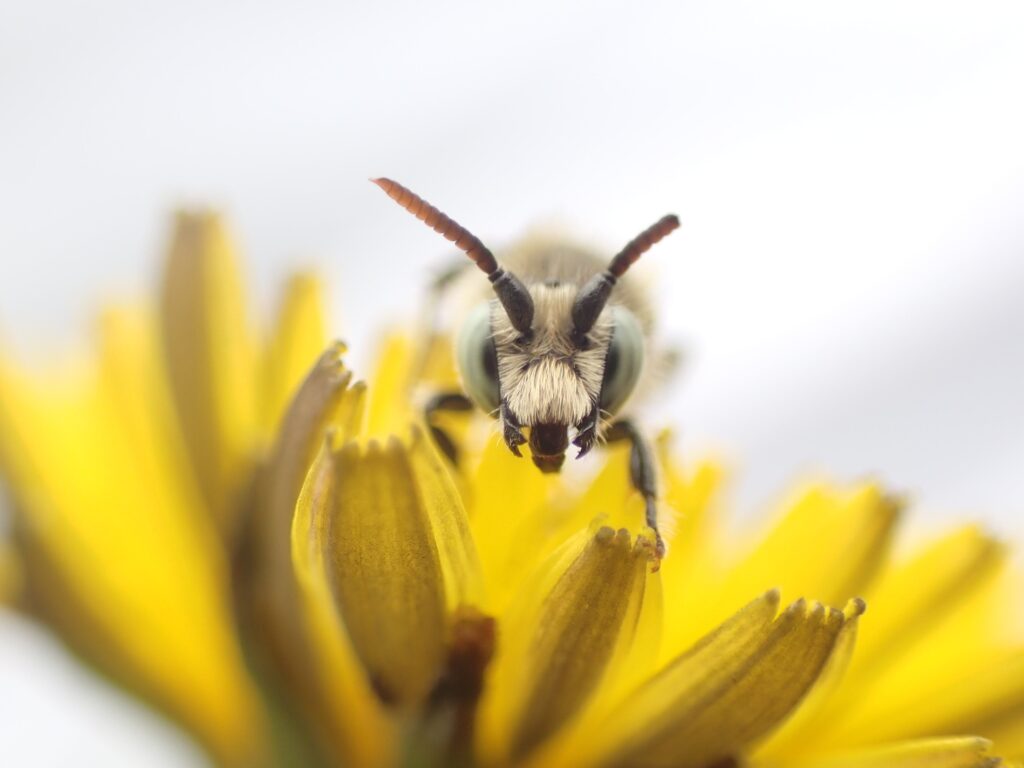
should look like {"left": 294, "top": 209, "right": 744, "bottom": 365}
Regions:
{"left": 425, "top": 392, "right": 474, "bottom": 465}
{"left": 573, "top": 402, "right": 601, "bottom": 458}
{"left": 500, "top": 401, "right": 527, "bottom": 457}
{"left": 605, "top": 420, "right": 665, "bottom": 565}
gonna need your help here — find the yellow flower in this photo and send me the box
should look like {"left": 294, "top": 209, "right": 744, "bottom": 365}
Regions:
{"left": 2, "top": 212, "right": 1023, "bottom": 768}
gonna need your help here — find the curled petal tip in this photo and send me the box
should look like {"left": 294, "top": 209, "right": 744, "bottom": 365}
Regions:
{"left": 786, "top": 597, "right": 808, "bottom": 615}
{"left": 846, "top": 596, "right": 867, "bottom": 618}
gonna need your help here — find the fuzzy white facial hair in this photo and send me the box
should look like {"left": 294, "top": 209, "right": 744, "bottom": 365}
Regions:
{"left": 491, "top": 284, "right": 613, "bottom": 428}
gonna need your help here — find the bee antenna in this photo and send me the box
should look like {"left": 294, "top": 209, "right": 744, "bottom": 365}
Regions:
{"left": 572, "top": 214, "right": 680, "bottom": 335}
{"left": 372, "top": 178, "right": 534, "bottom": 335}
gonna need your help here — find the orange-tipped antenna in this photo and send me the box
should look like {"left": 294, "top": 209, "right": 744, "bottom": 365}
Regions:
{"left": 572, "top": 214, "right": 680, "bottom": 335}
{"left": 372, "top": 178, "right": 535, "bottom": 335}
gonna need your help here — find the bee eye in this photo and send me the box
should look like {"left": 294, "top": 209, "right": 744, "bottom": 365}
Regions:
{"left": 600, "top": 308, "right": 644, "bottom": 414}
{"left": 456, "top": 302, "right": 500, "bottom": 412}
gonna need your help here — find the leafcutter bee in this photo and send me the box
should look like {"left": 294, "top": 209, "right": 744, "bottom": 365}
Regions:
{"left": 373, "top": 178, "right": 680, "bottom": 560}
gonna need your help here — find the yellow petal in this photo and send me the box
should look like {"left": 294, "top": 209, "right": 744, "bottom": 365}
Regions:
{"left": 417, "top": 330, "right": 462, "bottom": 391}
{"left": 930, "top": 649, "right": 1024, "bottom": 757}
{"left": 656, "top": 456, "right": 727, "bottom": 660}
{"left": 664, "top": 482, "right": 897, "bottom": 659}
{"left": 814, "top": 592, "right": 1024, "bottom": 751}
{"left": 406, "top": 428, "right": 484, "bottom": 609}
{"left": 259, "top": 272, "right": 328, "bottom": 437}
{"left": 364, "top": 332, "right": 416, "bottom": 438}
{"left": 160, "top": 211, "right": 258, "bottom": 537}
{"left": 658, "top": 449, "right": 723, "bottom": 566}
{"left": 754, "top": 598, "right": 867, "bottom": 759}
{"left": 569, "top": 443, "right": 648, "bottom": 533}
{"left": 480, "top": 525, "right": 658, "bottom": 764}
{"left": 796, "top": 527, "right": 1010, "bottom": 751}
{"left": 778, "top": 737, "right": 999, "bottom": 768}
{"left": 291, "top": 440, "right": 394, "bottom": 767}
{"left": 473, "top": 441, "right": 658, "bottom": 620}
{"left": 595, "top": 592, "right": 857, "bottom": 768}
{"left": 850, "top": 525, "right": 1005, "bottom": 668}
{"left": 245, "top": 342, "right": 363, "bottom": 599}
{"left": 467, "top": 435, "right": 560, "bottom": 612}
{"left": 582, "top": 590, "right": 778, "bottom": 767}
{"left": 324, "top": 435, "right": 468, "bottom": 708}
{"left": 238, "top": 343, "right": 372, "bottom": 763}
{"left": 0, "top": 309, "right": 267, "bottom": 766}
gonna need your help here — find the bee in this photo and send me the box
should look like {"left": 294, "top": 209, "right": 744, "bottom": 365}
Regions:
{"left": 372, "top": 178, "right": 680, "bottom": 560}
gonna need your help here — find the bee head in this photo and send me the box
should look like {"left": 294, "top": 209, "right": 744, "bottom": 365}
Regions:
{"left": 488, "top": 282, "right": 613, "bottom": 471}
{"left": 458, "top": 274, "right": 659, "bottom": 471}
{"left": 373, "top": 177, "right": 678, "bottom": 471}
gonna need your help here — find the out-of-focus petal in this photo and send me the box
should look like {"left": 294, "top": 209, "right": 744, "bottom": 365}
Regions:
{"left": 291, "top": 441, "right": 394, "bottom": 768}
{"left": 665, "top": 482, "right": 897, "bottom": 658}
{"left": 365, "top": 333, "right": 416, "bottom": 438}
{"left": 658, "top": 448, "right": 723, "bottom": 567}
{"left": 795, "top": 527, "right": 1011, "bottom": 752}
{"left": 0, "top": 539, "right": 22, "bottom": 605}
{"left": 418, "top": 330, "right": 462, "bottom": 391}
{"left": 237, "top": 342, "right": 369, "bottom": 763}
{"left": 0, "top": 309, "right": 267, "bottom": 766}
{"left": 480, "top": 525, "right": 658, "bottom": 764}
{"left": 259, "top": 273, "right": 328, "bottom": 437}
{"left": 467, "top": 436, "right": 559, "bottom": 612}
{"left": 656, "top": 454, "right": 726, "bottom": 662}
{"left": 853, "top": 525, "right": 1005, "bottom": 667}
{"left": 242, "top": 343, "right": 362, "bottom": 617}
{"left": 930, "top": 650, "right": 1024, "bottom": 758}
{"left": 160, "top": 211, "right": 258, "bottom": 537}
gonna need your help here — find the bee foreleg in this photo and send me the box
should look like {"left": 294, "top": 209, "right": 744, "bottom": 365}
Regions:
{"left": 573, "top": 402, "right": 601, "bottom": 458}
{"left": 425, "top": 392, "right": 474, "bottom": 465}
{"left": 604, "top": 419, "right": 666, "bottom": 564}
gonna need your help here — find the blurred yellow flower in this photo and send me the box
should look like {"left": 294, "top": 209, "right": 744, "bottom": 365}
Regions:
{"left": 1, "top": 213, "right": 1023, "bottom": 768}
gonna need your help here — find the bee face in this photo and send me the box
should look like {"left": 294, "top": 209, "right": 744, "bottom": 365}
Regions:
{"left": 490, "top": 283, "right": 610, "bottom": 471}
{"left": 374, "top": 177, "right": 676, "bottom": 472}
{"left": 494, "top": 283, "right": 612, "bottom": 427}
{"left": 457, "top": 282, "right": 647, "bottom": 472}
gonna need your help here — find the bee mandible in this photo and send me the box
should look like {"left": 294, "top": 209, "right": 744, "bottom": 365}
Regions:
{"left": 372, "top": 178, "right": 680, "bottom": 560}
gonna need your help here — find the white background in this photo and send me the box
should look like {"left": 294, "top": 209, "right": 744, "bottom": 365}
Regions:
{"left": 2, "top": 2, "right": 1023, "bottom": 764}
